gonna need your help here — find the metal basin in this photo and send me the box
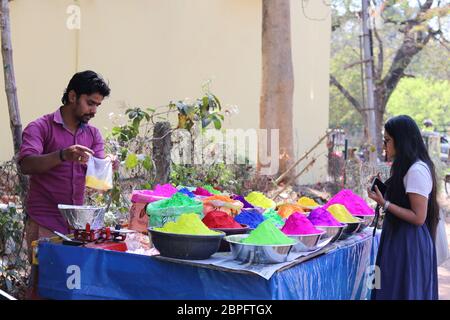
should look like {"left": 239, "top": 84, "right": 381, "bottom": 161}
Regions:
{"left": 341, "top": 219, "right": 362, "bottom": 238}
{"left": 356, "top": 215, "right": 375, "bottom": 231}
{"left": 210, "top": 224, "right": 250, "bottom": 252}
{"left": 287, "top": 230, "right": 326, "bottom": 252}
{"left": 315, "top": 224, "right": 347, "bottom": 243}
{"left": 58, "top": 204, "right": 106, "bottom": 230}
{"left": 224, "top": 234, "right": 297, "bottom": 264}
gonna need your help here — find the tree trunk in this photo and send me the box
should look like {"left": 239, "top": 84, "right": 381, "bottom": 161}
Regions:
{"left": 0, "top": 0, "right": 28, "bottom": 202}
{"left": 260, "top": 0, "right": 294, "bottom": 177}
{"left": 152, "top": 122, "right": 172, "bottom": 185}
{"left": 361, "top": 0, "right": 378, "bottom": 164}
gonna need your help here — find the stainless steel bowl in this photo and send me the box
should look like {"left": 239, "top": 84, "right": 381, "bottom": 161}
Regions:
{"left": 287, "top": 230, "right": 326, "bottom": 252}
{"left": 341, "top": 219, "right": 362, "bottom": 237}
{"left": 58, "top": 204, "right": 106, "bottom": 230}
{"left": 356, "top": 215, "right": 375, "bottom": 231}
{"left": 224, "top": 234, "right": 297, "bottom": 264}
{"left": 315, "top": 224, "right": 347, "bottom": 243}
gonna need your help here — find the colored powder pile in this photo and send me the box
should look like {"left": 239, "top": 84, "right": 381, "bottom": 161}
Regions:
{"left": 323, "top": 189, "right": 374, "bottom": 216}
{"left": 263, "top": 208, "right": 285, "bottom": 227}
{"left": 297, "top": 197, "right": 319, "bottom": 207}
{"left": 151, "top": 193, "right": 201, "bottom": 209}
{"left": 277, "top": 203, "right": 305, "bottom": 219}
{"left": 178, "top": 188, "right": 195, "bottom": 198}
{"left": 307, "top": 207, "right": 343, "bottom": 227}
{"left": 245, "top": 192, "right": 276, "bottom": 209}
{"left": 86, "top": 176, "right": 112, "bottom": 190}
{"left": 203, "top": 185, "right": 222, "bottom": 195}
{"left": 281, "top": 212, "right": 323, "bottom": 235}
{"left": 327, "top": 204, "right": 361, "bottom": 223}
{"left": 234, "top": 209, "right": 265, "bottom": 229}
{"left": 202, "top": 210, "right": 242, "bottom": 229}
{"left": 150, "top": 184, "right": 178, "bottom": 197}
{"left": 242, "top": 220, "right": 295, "bottom": 245}
{"left": 155, "top": 213, "right": 220, "bottom": 235}
{"left": 231, "top": 195, "right": 254, "bottom": 208}
{"left": 193, "top": 187, "right": 214, "bottom": 197}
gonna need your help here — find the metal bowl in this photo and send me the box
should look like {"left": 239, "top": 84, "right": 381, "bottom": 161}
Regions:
{"left": 315, "top": 224, "right": 347, "bottom": 243}
{"left": 287, "top": 230, "right": 326, "bottom": 252}
{"left": 148, "top": 228, "right": 225, "bottom": 260}
{"left": 356, "top": 215, "right": 375, "bottom": 231}
{"left": 58, "top": 204, "right": 106, "bottom": 230}
{"left": 341, "top": 219, "right": 362, "bottom": 237}
{"left": 211, "top": 224, "right": 250, "bottom": 252}
{"left": 224, "top": 234, "right": 297, "bottom": 264}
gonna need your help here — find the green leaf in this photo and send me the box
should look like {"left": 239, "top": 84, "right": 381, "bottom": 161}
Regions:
{"left": 142, "top": 156, "right": 152, "bottom": 171}
{"left": 125, "top": 153, "right": 138, "bottom": 169}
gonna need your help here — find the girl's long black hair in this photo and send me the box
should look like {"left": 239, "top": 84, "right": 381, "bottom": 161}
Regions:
{"left": 384, "top": 115, "right": 440, "bottom": 241}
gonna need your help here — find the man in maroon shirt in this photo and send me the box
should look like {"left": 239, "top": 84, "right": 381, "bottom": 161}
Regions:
{"left": 18, "top": 70, "right": 112, "bottom": 260}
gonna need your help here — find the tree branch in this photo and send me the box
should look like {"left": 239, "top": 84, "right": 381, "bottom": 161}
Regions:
{"left": 330, "top": 74, "right": 363, "bottom": 115}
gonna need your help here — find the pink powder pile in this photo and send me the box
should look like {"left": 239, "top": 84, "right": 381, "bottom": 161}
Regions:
{"left": 281, "top": 212, "right": 323, "bottom": 235}
{"left": 323, "top": 189, "right": 374, "bottom": 216}
{"left": 193, "top": 187, "right": 214, "bottom": 197}
{"left": 151, "top": 184, "right": 179, "bottom": 197}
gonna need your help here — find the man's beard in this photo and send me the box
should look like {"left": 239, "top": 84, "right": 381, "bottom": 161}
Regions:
{"left": 79, "top": 114, "right": 95, "bottom": 124}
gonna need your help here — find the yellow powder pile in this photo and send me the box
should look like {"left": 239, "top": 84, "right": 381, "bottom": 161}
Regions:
{"left": 327, "top": 204, "right": 360, "bottom": 223}
{"left": 244, "top": 192, "right": 276, "bottom": 209}
{"left": 154, "top": 213, "right": 220, "bottom": 235}
{"left": 297, "top": 197, "right": 319, "bottom": 207}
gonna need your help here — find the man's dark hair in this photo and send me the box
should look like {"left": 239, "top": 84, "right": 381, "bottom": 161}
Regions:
{"left": 61, "top": 70, "right": 111, "bottom": 104}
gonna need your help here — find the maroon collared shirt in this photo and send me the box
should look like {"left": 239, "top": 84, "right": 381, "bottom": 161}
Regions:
{"left": 18, "top": 108, "right": 105, "bottom": 233}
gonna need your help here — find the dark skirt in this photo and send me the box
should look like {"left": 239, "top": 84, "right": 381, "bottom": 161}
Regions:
{"left": 371, "top": 213, "right": 438, "bottom": 300}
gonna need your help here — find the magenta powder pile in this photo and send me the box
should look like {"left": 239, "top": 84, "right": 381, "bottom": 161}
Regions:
{"left": 323, "top": 189, "right": 374, "bottom": 216}
{"left": 193, "top": 187, "right": 214, "bottom": 197}
{"left": 281, "top": 212, "right": 323, "bottom": 235}
{"left": 150, "top": 184, "right": 178, "bottom": 197}
{"left": 307, "top": 207, "right": 343, "bottom": 227}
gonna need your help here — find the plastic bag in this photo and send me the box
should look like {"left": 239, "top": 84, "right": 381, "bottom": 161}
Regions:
{"left": 436, "top": 208, "right": 449, "bottom": 266}
{"left": 85, "top": 155, "right": 113, "bottom": 190}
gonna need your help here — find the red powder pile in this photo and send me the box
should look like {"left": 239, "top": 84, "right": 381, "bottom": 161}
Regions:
{"left": 202, "top": 210, "right": 242, "bottom": 229}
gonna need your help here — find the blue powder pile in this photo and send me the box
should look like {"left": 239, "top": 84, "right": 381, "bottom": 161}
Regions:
{"left": 178, "top": 188, "right": 195, "bottom": 198}
{"left": 234, "top": 208, "right": 265, "bottom": 229}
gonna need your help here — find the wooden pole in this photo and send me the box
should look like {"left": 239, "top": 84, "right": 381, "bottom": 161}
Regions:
{"left": 1, "top": 0, "right": 28, "bottom": 202}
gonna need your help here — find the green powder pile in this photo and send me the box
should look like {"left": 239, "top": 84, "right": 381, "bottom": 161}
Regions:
{"left": 241, "top": 220, "right": 295, "bottom": 245}
{"left": 203, "top": 184, "right": 222, "bottom": 195}
{"left": 263, "top": 208, "right": 285, "bottom": 227}
{"left": 151, "top": 193, "right": 201, "bottom": 208}
{"left": 154, "top": 213, "right": 220, "bottom": 235}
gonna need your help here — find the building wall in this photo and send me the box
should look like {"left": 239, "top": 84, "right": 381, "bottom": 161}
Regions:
{"left": 0, "top": 0, "right": 330, "bottom": 184}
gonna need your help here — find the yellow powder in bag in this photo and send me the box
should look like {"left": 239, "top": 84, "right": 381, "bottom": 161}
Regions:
{"left": 327, "top": 204, "right": 360, "bottom": 223}
{"left": 155, "top": 213, "right": 220, "bottom": 235}
{"left": 297, "top": 197, "right": 319, "bottom": 207}
{"left": 86, "top": 175, "right": 112, "bottom": 190}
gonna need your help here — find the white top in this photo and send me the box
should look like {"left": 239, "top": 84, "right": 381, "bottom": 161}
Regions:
{"left": 403, "top": 160, "right": 433, "bottom": 199}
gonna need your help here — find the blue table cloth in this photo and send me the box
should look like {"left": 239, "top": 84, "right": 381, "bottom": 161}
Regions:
{"left": 38, "top": 229, "right": 380, "bottom": 300}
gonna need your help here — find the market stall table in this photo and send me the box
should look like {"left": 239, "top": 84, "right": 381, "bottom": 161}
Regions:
{"left": 37, "top": 228, "right": 380, "bottom": 300}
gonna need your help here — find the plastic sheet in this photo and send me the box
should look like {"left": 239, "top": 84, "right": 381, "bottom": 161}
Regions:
{"left": 38, "top": 230, "right": 380, "bottom": 300}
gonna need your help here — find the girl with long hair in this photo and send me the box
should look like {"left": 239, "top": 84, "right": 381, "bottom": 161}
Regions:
{"left": 368, "top": 115, "right": 439, "bottom": 300}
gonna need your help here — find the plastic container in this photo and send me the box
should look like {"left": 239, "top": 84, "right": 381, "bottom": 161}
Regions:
{"left": 146, "top": 200, "right": 204, "bottom": 228}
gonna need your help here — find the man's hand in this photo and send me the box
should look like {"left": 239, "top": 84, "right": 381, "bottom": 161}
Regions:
{"left": 62, "top": 145, "right": 94, "bottom": 164}
{"left": 107, "top": 154, "right": 120, "bottom": 172}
